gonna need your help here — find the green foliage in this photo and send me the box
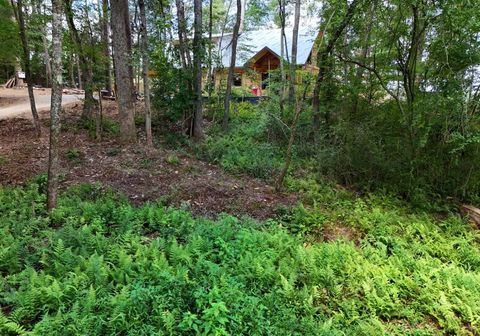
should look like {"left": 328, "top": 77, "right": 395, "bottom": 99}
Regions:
{"left": 1, "top": 182, "right": 480, "bottom": 334}
{"left": 71, "top": 117, "right": 120, "bottom": 138}
{"left": 165, "top": 153, "right": 180, "bottom": 165}
{"left": 139, "top": 158, "right": 153, "bottom": 169}
{"left": 231, "top": 87, "right": 254, "bottom": 97}
{"left": 199, "top": 106, "right": 284, "bottom": 179}
{"left": 0, "top": 155, "right": 8, "bottom": 166}
{"left": 65, "top": 149, "right": 84, "bottom": 164}
{"left": 313, "top": 95, "right": 480, "bottom": 202}
{"left": 0, "top": 0, "right": 19, "bottom": 66}
{"left": 105, "top": 148, "right": 120, "bottom": 157}
{"left": 151, "top": 48, "right": 195, "bottom": 124}
{"left": 232, "top": 102, "right": 258, "bottom": 120}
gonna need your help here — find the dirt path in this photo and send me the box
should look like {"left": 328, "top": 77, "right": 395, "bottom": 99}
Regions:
{"left": 0, "top": 88, "right": 83, "bottom": 120}
{"left": 0, "top": 103, "right": 296, "bottom": 219}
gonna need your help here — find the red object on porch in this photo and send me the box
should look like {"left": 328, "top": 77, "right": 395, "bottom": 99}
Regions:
{"left": 251, "top": 86, "right": 261, "bottom": 96}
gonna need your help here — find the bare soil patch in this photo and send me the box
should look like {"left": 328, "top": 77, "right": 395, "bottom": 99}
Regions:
{"left": 322, "top": 222, "right": 361, "bottom": 243}
{"left": 0, "top": 102, "right": 297, "bottom": 219}
{"left": 0, "top": 95, "right": 28, "bottom": 108}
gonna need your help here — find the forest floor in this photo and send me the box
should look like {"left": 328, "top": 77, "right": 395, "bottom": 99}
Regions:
{"left": 0, "top": 101, "right": 297, "bottom": 219}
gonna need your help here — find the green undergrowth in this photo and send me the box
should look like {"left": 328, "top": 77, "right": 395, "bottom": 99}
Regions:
{"left": 1, "top": 179, "right": 480, "bottom": 335}
{"left": 198, "top": 103, "right": 284, "bottom": 180}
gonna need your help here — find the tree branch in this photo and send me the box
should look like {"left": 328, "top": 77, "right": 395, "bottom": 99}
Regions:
{"left": 337, "top": 54, "right": 405, "bottom": 115}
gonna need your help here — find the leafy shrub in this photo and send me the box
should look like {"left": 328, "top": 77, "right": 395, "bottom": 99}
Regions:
{"left": 165, "top": 153, "right": 180, "bottom": 165}
{"left": 65, "top": 148, "right": 84, "bottom": 163}
{"left": 79, "top": 116, "right": 120, "bottom": 137}
{"left": 232, "top": 102, "right": 259, "bottom": 120}
{"left": 200, "top": 112, "right": 284, "bottom": 179}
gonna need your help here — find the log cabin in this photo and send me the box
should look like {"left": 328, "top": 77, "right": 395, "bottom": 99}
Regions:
{"left": 211, "top": 26, "right": 321, "bottom": 96}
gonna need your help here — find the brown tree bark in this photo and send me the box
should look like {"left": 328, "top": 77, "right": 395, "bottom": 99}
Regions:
{"left": 311, "top": 0, "right": 359, "bottom": 132}
{"left": 276, "top": 85, "right": 309, "bottom": 191}
{"left": 351, "top": 1, "right": 375, "bottom": 117}
{"left": 64, "top": 0, "right": 96, "bottom": 120}
{"left": 288, "top": 0, "right": 300, "bottom": 105}
{"left": 139, "top": 0, "right": 153, "bottom": 147}
{"left": 192, "top": 0, "right": 204, "bottom": 141}
{"left": 100, "top": 0, "right": 112, "bottom": 95}
{"left": 33, "top": 2, "right": 52, "bottom": 87}
{"left": 222, "top": 0, "right": 242, "bottom": 130}
{"left": 11, "top": 0, "right": 41, "bottom": 137}
{"left": 278, "top": 0, "right": 286, "bottom": 115}
{"left": 111, "top": 0, "right": 137, "bottom": 143}
{"left": 175, "top": 0, "right": 191, "bottom": 68}
{"left": 76, "top": 54, "right": 82, "bottom": 89}
{"left": 47, "top": 0, "right": 63, "bottom": 211}
{"left": 206, "top": 0, "right": 213, "bottom": 96}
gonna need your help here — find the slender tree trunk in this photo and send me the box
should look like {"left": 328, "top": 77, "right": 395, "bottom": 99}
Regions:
{"left": 288, "top": 0, "right": 300, "bottom": 105}
{"left": 351, "top": 2, "right": 374, "bottom": 117}
{"left": 70, "top": 55, "right": 75, "bottom": 87}
{"left": 42, "top": 35, "right": 52, "bottom": 87}
{"left": 12, "top": 0, "right": 41, "bottom": 137}
{"left": 111, "top": 0, "right": 137, "bottom": 143}
{"left": 192, "top": 0, "right": 203, "bottom": 140}
{"left": 174, "top": 0, "right": 193, "bottom": 135}
{"left": 206, "top": 0, "right": 213, "bottom": 96}
{"left": 96, "top": 88, "right": 103, "bottom": 140}
{"left": 396, "top": 4, "right": 428, "bottom": 177}
{"left": 222, "top": 0, "right": 242, "bottom": 130}
{"left": 278, "top": 0, "right": 286, "bottom": 114}
{"left": 139, "top": 0, "right": 153, "bottom": 147}
{"left": 175, "top": 0, "right": 191, "bottom": 68}
{"left": 100, "top": 0, "right": 112, "bottom": 95}
{"left": 239, "top": 0, "right": 245, "bottom": 32}
{"left": 76, "top": 55, "right": 82, "bottom": 89}
{"left": 47, "top": 0, "right": 63, "bottom": 211}
{"left": 217, "top": 0, "right": 233, "bottom": 58}
{"left": 33, "top": 2, "right": 52, "bottom": 87}
{"left": 64, "top": 0, "right": 95, "bottom": 119}
{"left": 311, "top": 0, "right": 359, "bottom": 133}
{"left": 14, "top": 60, "right": 24, "bottom": 86}
{"left": 276, "top": 85, "right": 308, "bottom": 191}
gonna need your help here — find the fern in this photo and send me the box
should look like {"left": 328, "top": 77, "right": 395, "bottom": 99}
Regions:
{"left": 0, "top": 311, "right": 29, "bottom": 335}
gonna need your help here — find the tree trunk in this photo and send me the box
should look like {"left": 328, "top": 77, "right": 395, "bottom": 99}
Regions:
{"left": 192, "top": 0, "right": 203, "bottom": 140}
{"left": 351, "top": 2, "right": 374, "bottom": 117}
{"left": 76, "top": 54, "right": 82, "bottom": 89}
{"left": 70, "top": 55, "right": 75, "bottom": 88}
{"left": 64, "top": 0, "right": 95, "bottom": 119}
{"left": 239, "top": 0, "right": 245, "bottom": 33}
{"left": 47, "top": 0, "right": 63, "bottom": 211}
{"left": 12, "top": 0, "right": 41, "bottom": 137}
{"left": 288, "top": 0, "right": 300, "bottom": 105}
{"left": 206, "top": 0, "right": 213, "bottom": 96}
{"left": 311, "top": 0, "right": 359, "bottom": 133}
{"left": 101, "top": 0, "right": 112, "bottom": 95}
{"left": 277, "top": 0, "right": 287, "bottom": 115}
{"left": 175, "top": 0, "right": 191, "bottom": 68}
{"left": 111, "top": 0, "right": 137, "bottom": 143}
{"left": 139, "top": 0, "right": 153, "bottom": 147}
{"left": 396, "top": 4, "right": 428, "bottom": 173}
{"left": 33, "top": 2, "right": 52, "bottom": 87}
{"left": 222, "top": 0, "right": 242, "bottom": 130}
{"left": 276, "top": 85, "right": 308, "bottom": 191}
{"left": 96, "top": 88, "right": 103, "bottom": 141}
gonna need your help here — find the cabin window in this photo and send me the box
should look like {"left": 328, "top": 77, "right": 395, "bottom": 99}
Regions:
{"left": 233, "top": 74, "right": 242, "bottom": 86}
{"left": 261, "top": 73, "right": 269, "bottom": 89}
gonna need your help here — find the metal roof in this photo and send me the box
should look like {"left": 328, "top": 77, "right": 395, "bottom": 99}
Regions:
{"left": 216, "top": 26, "right": 319, "bottom": 68}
